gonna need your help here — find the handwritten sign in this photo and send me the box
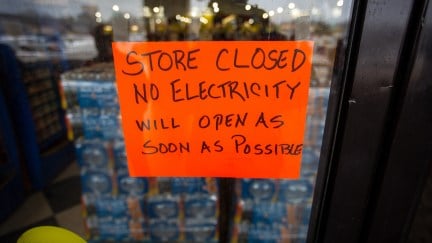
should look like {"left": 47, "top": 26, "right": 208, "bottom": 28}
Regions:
{"left": 112, "top": 41, "right": 313, "bottom": 178}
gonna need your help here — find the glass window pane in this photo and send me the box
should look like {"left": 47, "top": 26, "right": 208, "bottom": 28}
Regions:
{"left": 0, "top": 0, "right": 353, "bottom": 242}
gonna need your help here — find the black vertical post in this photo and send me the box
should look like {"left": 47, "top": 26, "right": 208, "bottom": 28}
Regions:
{"left": 362, "top": 0, "right": 432, "bottom": 241}
{"left": 218, "top": 178, "right": 236, "bottom": 243}
{"left": 308, "top": 0, "right": 418, "bottom": 242}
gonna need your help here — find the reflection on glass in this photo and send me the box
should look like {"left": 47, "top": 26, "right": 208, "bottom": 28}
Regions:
{"left": 0, "top": 0, "right": 352, "bottom": 242}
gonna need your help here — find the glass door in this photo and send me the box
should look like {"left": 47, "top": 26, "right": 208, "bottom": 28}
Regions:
{"left": 91, "top": 1, "right": 354, "bottom": 242}
{"left": 1, "top": 0, "right": 355, "bottom": 242}
{"left": 3, "top": 0, "right": 429, "bottom": 242}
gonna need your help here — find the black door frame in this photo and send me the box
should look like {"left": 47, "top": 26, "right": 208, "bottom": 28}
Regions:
{"left": 307, "top": 0, "right": 432, "bottom": 242}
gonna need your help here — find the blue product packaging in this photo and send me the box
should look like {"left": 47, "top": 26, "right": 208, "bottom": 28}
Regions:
{"left": 113, "top": 139, "right": 127, "bottom": 169}
{"left": 316, "top": 87, "right": 330, "bottom": 111}
{"left": 60, "top": 79, "right": 80, "bottom": 109}
{"left": 149, "top": 219, "right": 181, "bottom": 242}
{"left": 292, "top": 204, "right": 311, "bottom": 243}
{"left": 77, "top": 81, "right": 119, "bottom": 109}
{"left": 117, "top": 169, "right": 148, "bottom": 196}
{"left": 304, "top": 115, "right": 314, "bottom": 145}
{"left": 306, "top": 118, "right": 326, "bottom": 149}
{"left": 306, "top": 118, "right": 324, "bottom": 147}
{"left": 81, "top": 168, "right": 114, "bottom": 195}
{"left": 238, "top": 179, "right": 278, "bottom": 222}
{"left": 81, "top": 108, "right": 103, "bottom": 139}
{"left": 301, "top": 204, "right": 312, "bottom": 226}
{"left": 75, "top": 138, "right": 111, "bottom": 169}
{"left": 184, "top": 194, "right": 218, "bottom": 219}
{"left": 309, "top": 87, "right": 329, "bottom": 113}
{"left": 96, "top": 216, "right": 130, "bottom": 242}
{"left": 94, "top": 195, "right": 128, "bottom": 218}
{"left": 300, "top": 148, "right": 319, "bottom": 177}
{"left": 184, "top": 219, "right": 218, "bottom": 242}
{"left": 81, "top": 108, "right": 120, "bottom": 140}
{"left": 247, "top": 223, "right": 281, "bottom": 243}
{"left": 147, "top": 195, "right": 181, "bottom": 219}
{"left": 278, "top": 180, "right": 313, "bottom": 204}
{"left": 99, "top": 108, "right": 121, "bottom": 139}
{"left": 252, "top": 202, "right": 288, "bottom": 225}
{"left": 241, "top": 179, "right": 277, "bottom": 202}
{"left": 170, "top": 178, "right": 207, "bottom": 195}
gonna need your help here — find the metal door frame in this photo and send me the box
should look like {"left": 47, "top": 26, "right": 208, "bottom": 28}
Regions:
{"left": 306, "top": 0, "right": 432, "bottom": 242}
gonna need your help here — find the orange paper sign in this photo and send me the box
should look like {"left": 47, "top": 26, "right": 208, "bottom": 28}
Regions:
{"left": 112, "top": 41, "right": 313, "bottom": 178}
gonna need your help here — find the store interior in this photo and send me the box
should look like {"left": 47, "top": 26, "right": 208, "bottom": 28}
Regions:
{"left": 0, "top": 0, "right": 350, "bottom": 242}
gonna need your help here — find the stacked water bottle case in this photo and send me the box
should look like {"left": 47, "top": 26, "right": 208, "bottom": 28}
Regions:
{"left": 61, "top": 63, "right": 219, "bottom": 242}
{"left": 231, "top": 87, "right": 329, "bottom": 243}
